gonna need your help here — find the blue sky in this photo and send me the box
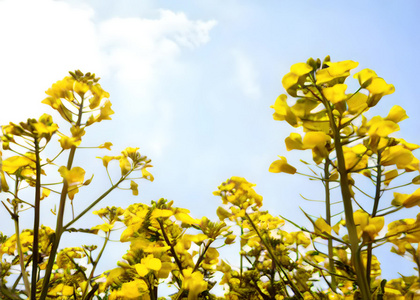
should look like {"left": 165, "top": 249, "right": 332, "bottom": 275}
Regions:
{"left": 1, "top": 0, "right": 420, "bottom": 292}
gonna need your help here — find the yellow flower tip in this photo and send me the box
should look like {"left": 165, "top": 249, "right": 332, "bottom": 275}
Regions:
{"left": 315, "top": 217, "right": 332, "bottom": 235}
{"left": 290, "top": 62, "right": 313, "bottom": 76}
{"left": 386, "top": 105, "right": 408, "bottom": 123}
{"left": 316, "top": 60, "right": 358, "bottom": 84}
{"left": 269, "top": 156, "right": 296, "bottom": 174}
{"left": 99, "top": 142, "right": 113, "bottom": 150}
{"left": 367, "top": 77, "right": 395, "bottom": 96}
{"left": 354, "top": 68, "right": 378, "bottom": 86}
{"left": 282, "top": 72, "right": 299, "bottom": 91}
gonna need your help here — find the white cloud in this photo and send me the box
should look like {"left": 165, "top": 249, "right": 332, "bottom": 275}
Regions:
{"left": 231, "top": 49, "right": 261, "bottom": 99}
{"left": 98, "top": 10, "right": 216, "bottom": 112}
{"left": 0, "top": 0, "right": 217, "bottom": 127}
{"left": 0, "top": 0, "right": 102, "bottom": 122}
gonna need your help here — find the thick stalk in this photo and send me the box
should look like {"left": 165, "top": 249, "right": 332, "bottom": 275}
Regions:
{"left": 40, "top": 95, "right": 85, "bottom": 299}
{"left": 324, "top": 159, "right": 337, "bottom": 291}
{"left": 324, "top": 102, "right": 371, "bottom": 298}
{"left": 367, "top": 152, "right": 382, "bottom": 286}
{"left": 30, "top": 138, "right": 42, "bottom": 300}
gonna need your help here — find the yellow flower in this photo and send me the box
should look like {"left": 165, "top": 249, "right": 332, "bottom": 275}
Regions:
{"left": 323, "top": 84, "right": 348, "bottom": 104}
{"left": 392, "top": 188, "right": 420, "bottom": 208}
{"left": 269, "top": 156, "right": 297, "bottom": 174}
{"left": 58, "top": 166, "right": 86, "bottom": 200}
{"left": 99, "top": 142, "right": 113, "bottom": 150}
{"left": 214, "top": 177, "right": 263, "bottom": 208}
{"left": 316, "top": 60, "right": 358, "bottom": 85}
{"left": 353, "top": 210, "right": 384, "bottom": 240}
{"left": 381, "top": 145, "right": 415, "bottom": 169}
{"left": 182, "top": 268, "right": 208, "bottom": 300}
{"left": 271, "top": 94, "right": 298, "bottom": 126}
{"left": 282, "top": 62, "right": 313, "bottom": 96}
{"left": 353, "top": 68, "right": 395, "bottom": 107}
{"left": 2, "top": 154, "right": 36, "bottom": 174}
{"left": 47, "top": 284, "right": 74, "bottom": 296}
{"left": 314, "top": 217, "right": 332, "bottom": 236}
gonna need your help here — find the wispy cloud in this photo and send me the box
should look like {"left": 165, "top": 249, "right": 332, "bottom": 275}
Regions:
{"left": 231, "top": 49, "right": 261, "bottom": 99}
{"left": 0, "top": 1, "right": 216, "bottom": 124}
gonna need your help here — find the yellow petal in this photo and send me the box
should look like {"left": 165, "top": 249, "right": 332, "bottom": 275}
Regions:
{"left": 394, "top": 188, "right": 420, "bottom": 208}
{"left": 141, "top": 255, "right": 162, "bottom": 271}
{"left": 175, "top": 212, "right": 199, "bottom": 225}
{"left": 271, "top": 94, "right": 298, "bottom": 126}
{"left": 366, "top": 77, "right": 395, "bottom": 96}
{"left": 40, "top": 188, "right": 51, "bottom": 200}
{"left": 386, "top": 105, "right": 408, "bottom": 123}
{"left": 141, "top": 168, "right": 154, "bottom": 182}
{"left": 285, "top": 133, "right": 304, "bottom": 150}
{"left": 58, "top": 166, "right": 85, "bottom": 186}
{"left": 216, "top": 206, "right": 231, "bottom": 220}
{"left": 282, "top": 72, "right": 299, "bottom": 91}
{"left": 364, "top": 216, "right": 384, "bottom": 239}
{"left": 58, "top": 135, "right": 81, "bottom": 150}
{"left": 269, "top": 156, "right": 297, "bottom": 174}
{"left": 381, "top": 145, "right": 414, "bottom": 169}
{"left": 353, "top": 68, "right": 377, "bottom": 87}
{"left": 290, "top": 62, "right": 313, "bottom": 76}
{"left": 302, "top": 131, "right": 331, "bottom": 149}
{"left": 99, "top": 142, "right": 113, "bottom": 150}
{"left": 315, "top": 217, "right": 331, "bottom": 235}
{"left": 130, "top": 180, "right": 138, "bottom": 196}
{"left": 384, "top": 169, "right": 399, "bottom": 186}
{"left": 323, "top": 84, "right": 347, "bottom": 104}
{"left": 97, "top": 100, "right": 114, "bottom": 122}
{"left": 152, "top": 209, "right": 173, "bottom": 218}
{"left": 119, "top": 157, "right": 131, "bottom": 176}
{"left": 2, "top": 155, "right": 35, "bottom": 174}
{"left": 367, "top": 116, "right": 399, "bottom": 137}
{"left": 316, "top": 60, "right": 358, "bottom": 84}
{"left": 346, "top": 92, "right": 368, "bottom": 114}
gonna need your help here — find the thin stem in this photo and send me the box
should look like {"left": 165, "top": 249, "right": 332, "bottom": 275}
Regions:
{"left": 240, "top": 224, "right": 243, "bottom": 277}
{"left": 192, "top": 239, "right": 213, "bottom": 273}
{"left": 64, "top": 176, "right": 125, "bottom": 230}
{"left": 367, "top": 152, "right": 382, "bottom": 286}
{"left": 13, "top": 199, "right": 31, "bottom": 297}
{"left": 30, "top": 137, "right": 41, "bottom": 300}
{"left": 309, "top": 80, "right": 371, "bottom": 298}
{"left": 40, "top": 94, "right": 86, "bottom": 299}
{"left": 245, "top": 213, "right": 303, "bottom": 299}
{"left": 324, "top": 159, "right": 337, "bottom": 292}
{"left": 82, "top": 231, "right": 110, "bottom": 300}
{"left": 157, "top": 219, "right": 184, "bottom": 272}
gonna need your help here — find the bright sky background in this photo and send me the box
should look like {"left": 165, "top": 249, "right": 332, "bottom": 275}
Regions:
{"left": 1, "top": 0, "right": 420, "bottom": 295}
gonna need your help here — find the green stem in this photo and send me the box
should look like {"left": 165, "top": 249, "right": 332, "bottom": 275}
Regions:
{"left": 192, "top": 240, "right": 213, "bottom": 273}
{"left": 157, "top": 219, "right": 184, "bottom": 273}
{"left": 324, "top": 159, "right": 337, "bottom": 292}
{"left": 245, "top": 213, "right": 302, "bottom": 299}
{"left": 40, "top": 95, "right": 85, "bottom": 300}
{"left": 64, "top": 176, "right": 125, "bottom": 230}
{"left": 13, "top": 207, "right": 31, "bottom": 297}
{"left": 323, "top": 98, "right": 371, "bottom": 298}
{"left": 30, "top": 138, "right": 41, "bottom": 300}
{"left": 240, "top": 224, "right": 243, "bottom": 277}
{"left": 82, "top": 231, "right": 110, "bottom": 300}
{"left": 367, "top": 151, "right": 382, "bottom": 286}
